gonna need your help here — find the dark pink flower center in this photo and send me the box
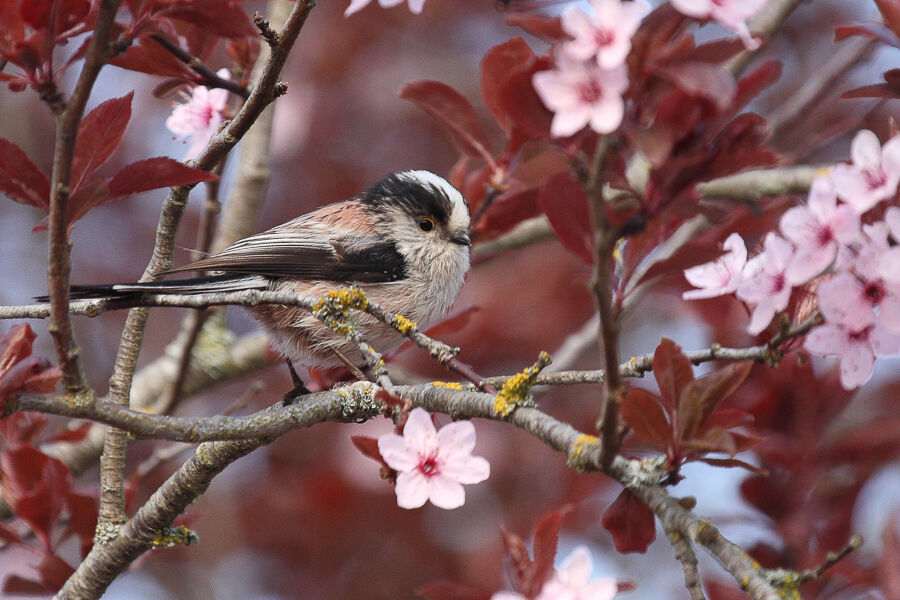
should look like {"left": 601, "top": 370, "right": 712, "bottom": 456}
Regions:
{"left": 579, "top": 80, "right": 603, "bottom": 104}
{"left": 848, "top": 327, "right": 872, "bottom": 343}
{"left": 863, "top": 280, "right": 884, "bottom": 305}
{"left": 815, "top": 225, "right": 834, "bottom": 248}
{"left": 418, "top": 454, "right": 440, "bottom": 478}
{"left": 595, "top": 29, "right": 614, "bottom": 47}
{"left": 771, "top": 272, "right": 786, "bottom": 293}
{"left": 864, "top": 166, "right": 887, "bottom": 190}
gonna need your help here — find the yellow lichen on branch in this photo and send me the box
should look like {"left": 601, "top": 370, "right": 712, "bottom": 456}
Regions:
{"left": 493, "top": 351, "right": 552, "bottom": 417}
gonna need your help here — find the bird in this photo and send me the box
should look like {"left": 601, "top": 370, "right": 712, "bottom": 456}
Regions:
{"left": 58, "top": 170, "right": 472, "bottom": 395}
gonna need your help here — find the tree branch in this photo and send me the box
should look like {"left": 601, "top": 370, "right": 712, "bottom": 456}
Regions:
{"left": 47, "top": 0, "right": 121, "bottom": 396}
{"left": 724, "top": 0, "right": 805, "bottom": 77}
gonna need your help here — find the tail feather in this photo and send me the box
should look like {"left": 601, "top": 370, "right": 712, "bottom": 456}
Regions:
{"left": 34, "top": 274, "right": 269, "bottom": 302}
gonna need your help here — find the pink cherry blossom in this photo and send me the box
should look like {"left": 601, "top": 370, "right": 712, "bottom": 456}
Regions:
{"left": 736, "top": 233, "right": 794, "bottom": 334}
{"left": 378, "top": 408, "right": 489, "bottom": 509}
{"left": 344, "top": 0, "right": 425, "bottom": 17}
{"left": 878, "top": 207, "right": 900, "bottom": 284}
{"left": 779, "top": 176, "right": 859, "bottom": 285}
{"left": 830, "top": 130, "right": 900, "bottom": 214}
{"left": 561, "top": 0, "right": 651, "bottom": 69}
{"left": 804, "top": 320, "right": 900, "bottom": 389}
{"left": 533, "top": 59, "right": 628, "bottom": 137}
{"left": 165, "top": 70, "right": 231, "bottom": 160}
{"left": 537, "top": 546, "right": 618, "bottom": 600}
{"left": 491, "top": 593, "right": 527, "bottom": 600}
{"left": 683, "top": 233, "right": 747, "bottom": 299}
{"left": 833, "top": 222, "right": 900, "bottom": 333}
{"left": 669, "top": 0, "right": 768, "bottom": 49}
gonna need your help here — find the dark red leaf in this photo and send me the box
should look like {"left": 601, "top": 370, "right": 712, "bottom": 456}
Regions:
{"left": 108, "top": 157, "right": 219, "bottom": 198}
{"left": 109, "top": 36, "right": 194, "bottom": 79}
{"left": 350, "top": 435, "right": 385, "bottom": 466}
{"left": 621, "top": 388, "right": 670, "bottom": 451}
{"left": 423, "top": 306, "right": 480, "bottom": 339}
{"left": 0, "top": 521, "right": 22, "bottom": 544}
{"left": 0, "top": 139, "right": 50, "bottom": 210}
{"left": 70, "top": 92, "right": 134, "bottom": 195}
{"left": 481, "top": 38, "right": 536, "bottom": 133}
{"left": 67, "top": 177, "right": 109, "bottom": 226}
{"left": 677, "top": 362, "right": 752, "bottom": 442}
{"left": 0, "top": 412, "right": 49, "bottom": 447}
{"left": 500, "top": 528, "right": 534, "bottom": 594}
{"left": 36, "top": 553, "right": 75, "bottom": 590}
{"left": 699, "top": 408, "right": 754, "bottom": 432}
{"left": 2, "top": 575, "right": 52, "bottom": 595}
{"left": 65, "top": 491, "right": 97, "bottom": 557}
{"left": 496, "top": 54, "right": 554, "bottom": 142}
{"left": 842, "top": 69, "right": 900, "bottom": 99}
{"left": 652, "top": 338, "right": 694, "bottom": 412}
{"left": 538, "top": 172, "right": 593, "bottom": 264}
{"left": 835, "top": 22, "right": 900, "bottom": 49}
{"left": 163, "top": 0, "right": 256, "bottom": 38}
{"left": 0, "top": 324, "right": 37, "bottom": 374}
{"left": 875, "top": 0, "right": 900, "bottom": 39}
{"left": 653, "top": 62, "right": 736, "bottom": 110}
{"left": 415, "top": 582, "right": 492, "bottom": 600}
{"left": 226, "top": 37, "right": 261, "bottom": 75}
{"left": 503, "top": 13, "right": 566, "bottom": 43}
{"left": 696, "top": 457, "right": 769, "bottom": 476}
{"left": 532, "top": 505, "right": 571, "bottom": 592}
{"left": 601, "top": 488, "right": 656, "bottom": 553}
{"left": 0, "top": 444, "right": 72, "bottom": 552}
{"left": 399, "top": 81, "right": 494, "bottom": 162}
{"left": 734, "top": 60, "right": 782, "bottom": 112}
{"left": 474, "top": 187, "right": 541, "bottom": 238}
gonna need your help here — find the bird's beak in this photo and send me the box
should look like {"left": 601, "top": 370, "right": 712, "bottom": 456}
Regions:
{"left": 450, "top": 231, "right": 471, "bottom": 246}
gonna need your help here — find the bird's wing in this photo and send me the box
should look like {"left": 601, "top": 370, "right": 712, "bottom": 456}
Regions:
{"left": 167, "top": 214, "right": 407, "bottom": 283}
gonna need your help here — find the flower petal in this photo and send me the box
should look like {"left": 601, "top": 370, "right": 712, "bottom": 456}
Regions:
{"left": 427, "top": 476, "right": 466, "bottom": 509}
{"left": 395, "top": 470, "right": 429, "bottom": 509}
{"left": 378, "top": 433, "right": 418, "bottom": 471}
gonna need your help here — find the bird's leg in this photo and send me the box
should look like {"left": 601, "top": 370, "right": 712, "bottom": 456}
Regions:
{"left": 281, "top": 358, "right": 312, "bottom": 406}
{"left": 330, "top": 348, "right": 369, "bottom": 381}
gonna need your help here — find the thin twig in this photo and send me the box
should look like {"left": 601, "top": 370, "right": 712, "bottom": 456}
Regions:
{"left": 148, "top": 33, "right": 250, "bottom": 99}
{"left": 665, "top": 526, "right": 706, "bottom": 600}
{"left": 578, "top": 135, "right": 622, "bottom": 468}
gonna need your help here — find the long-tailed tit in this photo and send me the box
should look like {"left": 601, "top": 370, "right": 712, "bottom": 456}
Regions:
{"left": 62, "top": 170, "right": 471, "bottom": 374}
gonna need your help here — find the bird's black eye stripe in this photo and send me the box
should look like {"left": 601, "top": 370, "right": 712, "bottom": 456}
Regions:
{"left": 419, "top": 217, "right": 435, "bottom": 232}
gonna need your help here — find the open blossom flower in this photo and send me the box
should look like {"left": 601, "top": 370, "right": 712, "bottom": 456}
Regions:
{"left": 539, "top": 546, "right": 618, "bottom": 600}
{"left": 831, "top": 130, "right": 900, "bottom": 214}
{"left": 736, "top": 233, "right": 794, "bottom": 334}
{"left": 805, "top": 317, "right": 900, "bottom": 390}
{"left": 561, "top": 0, "right": 651, "bottom": 69}
{"left": 344, "top": 0, "right": 424, "bottom": 17}
{"left": 533, "top": 59, "right": 628, "bottom": 137}
{"left": 683, "top": 233, "right": 747, "bottom": 299}
{"left": 829, "top": 222, "right": 900, "bottom": 333}
{"left": 670, "top": 0, "right": 767, "bottom": 49}
{"left": 490, "top": 546, "right": 618, "bottom": 600}
{"left": 378, "top": 408, "right": 489, "bottom": 509}
{"left": 165, "top": 70, "right": 230, "bottom": 160}
{"left": 780, "top": 176, "right": 859, "bottom": 285}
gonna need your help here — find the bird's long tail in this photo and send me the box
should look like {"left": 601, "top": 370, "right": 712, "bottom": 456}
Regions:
{"left": 34, "top": 274, "right": 269, "bottom": 303}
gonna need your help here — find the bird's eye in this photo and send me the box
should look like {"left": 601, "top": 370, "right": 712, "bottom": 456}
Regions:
{"left": 418, "top": 217, "right": 435, "bottom": 232}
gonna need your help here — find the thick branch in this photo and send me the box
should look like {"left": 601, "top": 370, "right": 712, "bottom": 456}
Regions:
{"left": 47, "top": 0, "right": 121, "bottom": 394}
